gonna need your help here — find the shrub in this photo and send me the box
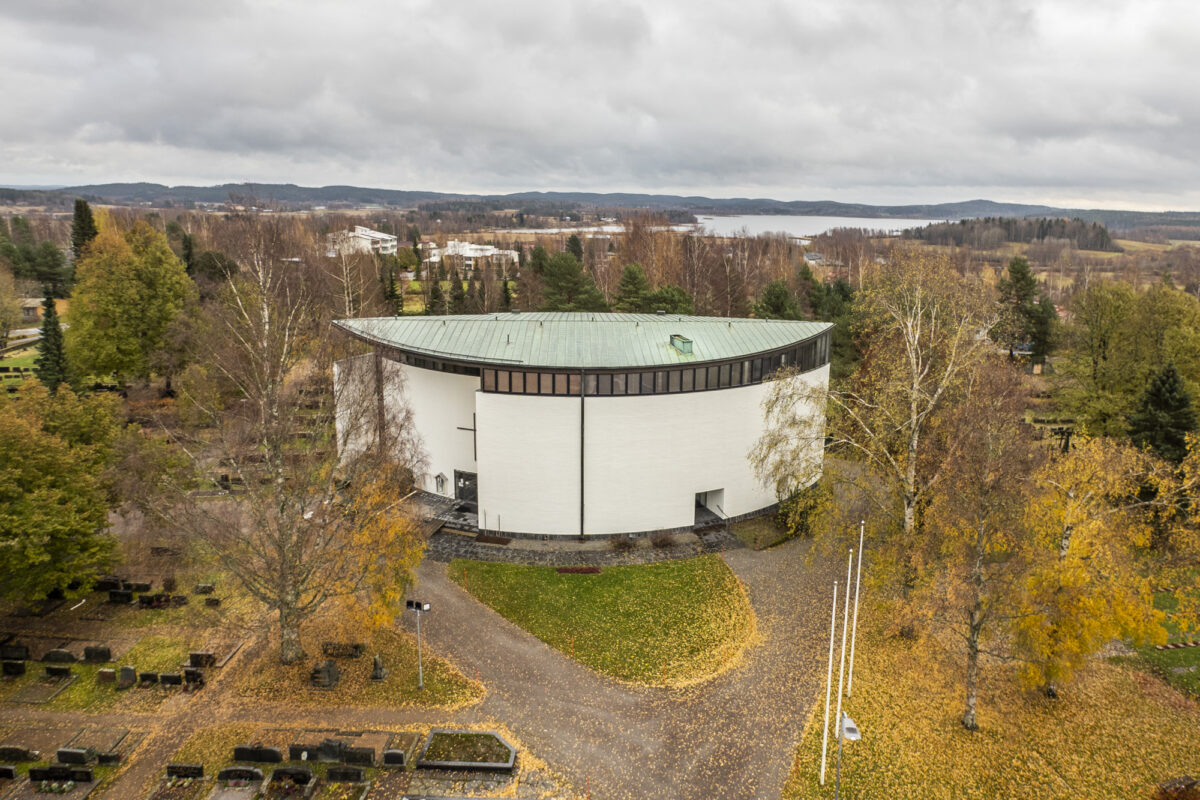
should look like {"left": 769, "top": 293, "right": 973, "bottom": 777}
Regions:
{"left": 650, "top": 532, "right": 674, "bottom": 549}
{"left": 609, "top": 536, "right": 635, "bottom": 552}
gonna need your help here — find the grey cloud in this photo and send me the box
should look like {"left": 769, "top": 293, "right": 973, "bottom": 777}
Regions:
{"left": 1, "top": 0, "right": 1198, "bottom": 208}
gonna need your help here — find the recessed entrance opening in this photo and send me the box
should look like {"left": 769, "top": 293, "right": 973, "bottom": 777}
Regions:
{"left": 454, "top": 470, "right": 478, "bottom": 512}
{"left": 695, "top": 488, "right": 725, "bottom": 527}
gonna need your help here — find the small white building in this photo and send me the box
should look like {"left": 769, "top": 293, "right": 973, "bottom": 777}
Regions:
{"left": 335, "top": 312, "right": 831, "bottom": 537}
{"left": 327, "top": 226, "right": 399, "bottom": 257}
{"left": 423, "top": 241, "right": 519, "bottom": 272}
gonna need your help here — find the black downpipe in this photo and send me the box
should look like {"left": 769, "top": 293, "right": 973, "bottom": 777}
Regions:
{"left": 580, "top": 369, "right": 586, "bottom": 540}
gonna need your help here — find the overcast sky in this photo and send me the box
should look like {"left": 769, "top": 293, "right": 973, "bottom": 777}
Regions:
{"left": 2, "top": 0, "right": 1197, "bottom": 209}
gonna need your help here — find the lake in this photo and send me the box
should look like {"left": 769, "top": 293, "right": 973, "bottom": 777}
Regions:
{"left": 501, "top": 214, "right": 943, "bottom": 240}
{"left": 694, "top": 214, "right": 945, "bottom": 239}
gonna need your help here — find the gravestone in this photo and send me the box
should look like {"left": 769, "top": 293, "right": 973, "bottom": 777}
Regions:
{"left": 2, "top": 661, "right": 25, "bottom": 677}
{"left": 0, "top": 765, "right": 15, "bottom": 780}
{"left": 233, "top": 745, "right": 282, "bottom": 763}
{"left": 108, "top": 589, "right": 133, "bottom": 604}
{"left": 319, "top": 739, "right": 346, "bottom": 762}
{"left": 166, "top": 763, "right": 203, "bottom": 779}
{"left": 56, "top": 747, "right": 95, "bottom": 765}
{"left": 321, "top": 641, "right": 366, "bottom": 658}
{"left": 370, "top": 654, "right": 387, "bottom": 682}
{"left": 94, "top": 577, "right": 122, "bottom": 592}
{"left": 0, "top": 644, "right": 29, "bottom": 661}
{"left": 171, "top": 595, "right": 188, "bottom": 607}
{"left": 83, "top": 646, "right": 111, "bottom": 663}
{"left": 327, "top": 766, "right": 365, "bottom": 782}
{"left": 160, "top": 672, "right": 182, "bottom": 687}
{"left": 183, "top": 667, "right": 204, "bottom": 686}
{"left": 216, "top": 766, "right": 263, "bottom": 782}
{"left": 117, "top": 666, "right": 137, "bottom": 689}
{"left": 30, "top": 765, "right": 93, "bottom": 782}
{"left": 194, "top": 584, "right": 214, "bottom": 595}
{"left": 128, "top": 581, "right": 152, "bottom": 593}
{"left": 189, "top": 652, "right": 216, "bottom": 668}
{"left": 204, "top": 597, "right": 221, "bottom": 608}
{"left": 42, "top": 648, "right": 76, "bottom": 663}
{"left": 382, "top": 749, "right": 406, "bottom": 767}
{"left": 97, "top": 668, "right": 116, "bottom": 684}
{"left": 138, "top": 671, "right": 158, "bottom": 685}
{"left": 272, "top": 766, "right": 313, "bottom": 786}
{"left": 309, "top": 660, "right": 340, "bottom": 689}
{"left": 344, "top": 746, "right": 374, "bottom": 766}
{"left": 44, "top": 664, "right": 72, "bottom": 679}
{"left": 0, "top": 747, "right": 33, "bottom": 762}
{"left": 97, "top": 752, "right": 121, "bottom": 766}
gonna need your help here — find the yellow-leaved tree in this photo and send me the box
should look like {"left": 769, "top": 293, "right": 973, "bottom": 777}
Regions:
{"left": 1014, "top": 438, "right": 1168, "bottom": 695}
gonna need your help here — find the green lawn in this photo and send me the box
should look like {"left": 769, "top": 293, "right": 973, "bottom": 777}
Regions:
{"left": 1118, "top": 589, "right": 1200, "bottom": 699}
{"left": 451, "top": 555, "right": 756, "bottom": 686}
{"left": 784, "top": 628, "right": 1200, "bottom": 800}
{"left": 731, "top": 515, "right": 790, "bottom": 550}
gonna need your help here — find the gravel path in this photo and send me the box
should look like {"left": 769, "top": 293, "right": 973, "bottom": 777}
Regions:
{"left": 0, "top": 537, "right": 835, "bottom": 800}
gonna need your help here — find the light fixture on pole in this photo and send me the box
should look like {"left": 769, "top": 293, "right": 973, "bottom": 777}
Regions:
{"left": 831, "top": 549, "right": 853, "bottom": 784}
{"left": 834, "top": 711, "right": 861, "bottom": 800}
{"left": 848, "top": 520, "right": 864, "bottom": 696}
{"left": 405, "top": 599, "right": 431, "bottom": 689}
{"left": 819, "top": 579, "right": 838, "bottom": 785}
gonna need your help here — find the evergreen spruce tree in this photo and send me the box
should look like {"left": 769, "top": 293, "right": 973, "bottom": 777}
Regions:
{"left": 180, "top": 233, "right": 196, "bottom": 274}
{"left": 34, "top": 294, "right": 69, "bottom": 393}
{"left": 449, "top": 267, "right": 467, "bottom": 313}
{"left": 467, "top": 278, "right": 480, "bottom": 313}
{"left": 1128, "top": 362, "right": 1198, "bottom": 463}
{"left": 427, "top": 278, "right": 446, "bottom": 315}
{"left": 566, "top": 234, "right": 584, "bottom": 263}
{"left": 540, "top": 253, "right": 608, "bottom": 312}
{"left": 613, "top": 263, "right": 651, "bottom": 312}
{"left": 754, "top": 281, "right": 802, "bottom": 320}
{"left": 70, "top": 199, "right": 98, "bottom": 261}
{"left": 501, "top": 268, "right": 513, "bottom": 310}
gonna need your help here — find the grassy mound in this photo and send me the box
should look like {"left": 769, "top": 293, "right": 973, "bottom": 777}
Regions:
{"left": 451, "top": 555, "right": 756, "bottom": 687}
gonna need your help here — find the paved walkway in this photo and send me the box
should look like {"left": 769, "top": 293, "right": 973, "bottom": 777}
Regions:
{"left": 0, "top": 537, "right": 834, "bottom": 800}
{"left": 408, "top": 536, "right": 836, "bottom": 799}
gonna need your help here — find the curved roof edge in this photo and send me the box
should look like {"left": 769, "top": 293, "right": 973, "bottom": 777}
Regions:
{"left": 335, "top": 312, "right": 832, "bottom": 370}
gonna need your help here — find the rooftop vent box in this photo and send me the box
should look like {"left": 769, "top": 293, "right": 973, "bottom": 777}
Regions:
{"left": 670, "top": 334, "right": 693, "bottom": 354}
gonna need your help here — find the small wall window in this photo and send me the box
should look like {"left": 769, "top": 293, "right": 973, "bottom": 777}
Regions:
{"left": 627, "top": 374, "right": 641, "bottom": 395}
{"left": 554, "top": 373, "right": 568, "bottom": 395}
{"left": 498, "top": 370, "right": 510, "bottom": 392}
{"left": 683, "top": 369, "right": 694, "bottom": 391}
{"left": 599, "top": 374, "right": 613, "bottom": 395}
{"left": 707, "top": 366, "right": 719, "bottom": 388}
{"left": 569, "top": 374, "right": 582, "bottom": 395}
{"left": 655, "top": 371, "right": 668, "bottom": 393}
{"left": 483, "top": 369, "right": 496, "bottom": 391}
{"left": 719, "top": 363, "right": 731, "bottom": 387}
{"left": 694, "top": 368, "right": 707, "bottom": 390}
{"left": 540, "top": 373, "right": 553, "bottom": 394}
{"left": 642, "top": 372, "right": 656, "bottom": 394}
{"left": 669, "top": 370, "right": 681, "bottom": 392}
{"left": 612, "top": 373, "right": 625, "bottom": 394}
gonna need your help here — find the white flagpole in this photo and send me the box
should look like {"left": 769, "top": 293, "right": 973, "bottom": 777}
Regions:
{"left": 819, "top": 579, "right": 838, "bottom": 785}
{"left": 848, "top": 521, "right": 864, "bottom": 696}
{"left": 832, "top": 550, "right": 853, "bottom": 785}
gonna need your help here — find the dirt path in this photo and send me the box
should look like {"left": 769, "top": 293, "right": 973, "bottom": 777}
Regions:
{"left": 0, "top": 537, "right": 834, "bottom": 800}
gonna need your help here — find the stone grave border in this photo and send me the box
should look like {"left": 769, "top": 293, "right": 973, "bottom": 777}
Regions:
{"left": 415, "top": 729, "right": 516, "bottom": 774}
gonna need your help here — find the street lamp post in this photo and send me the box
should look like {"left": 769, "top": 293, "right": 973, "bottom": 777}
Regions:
{"left": 406, "top": 599, "right": 431, "bottom": 689}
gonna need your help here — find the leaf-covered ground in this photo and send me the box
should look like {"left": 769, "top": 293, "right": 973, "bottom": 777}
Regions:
{"left": 236, "top": 626, "right": 482, "bottom": 710}
{"left": 450, "top": 555, "right": 756, "bottom": 687}
{"left": 784, "top": 629, "right": 1200, "bottom": 799}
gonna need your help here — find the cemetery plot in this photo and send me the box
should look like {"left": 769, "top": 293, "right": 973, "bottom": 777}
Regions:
{"left": 238, "top": 628, "right": 481, "bottom": 710}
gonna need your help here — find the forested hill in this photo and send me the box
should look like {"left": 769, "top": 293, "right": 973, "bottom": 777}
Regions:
{"left": 906, "top": 217, "right": 1121, "bottom": 251}
{"left": 5, "top": 182, "right": 1200, "bottom": 231}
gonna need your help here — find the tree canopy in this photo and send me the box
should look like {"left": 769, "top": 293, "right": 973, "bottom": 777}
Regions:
{"left": 0, "top": 385, "right": 120, "bottom": 602}
{"left": 540, "top": 253, "right": 608, "bottom": 312}
{"left": 66, "top": 222, "right": 196, "bottom": 381}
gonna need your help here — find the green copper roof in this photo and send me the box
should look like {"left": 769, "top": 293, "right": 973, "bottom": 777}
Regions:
{"left": 334, "top": 313, "right": 831, "bottom": 369}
